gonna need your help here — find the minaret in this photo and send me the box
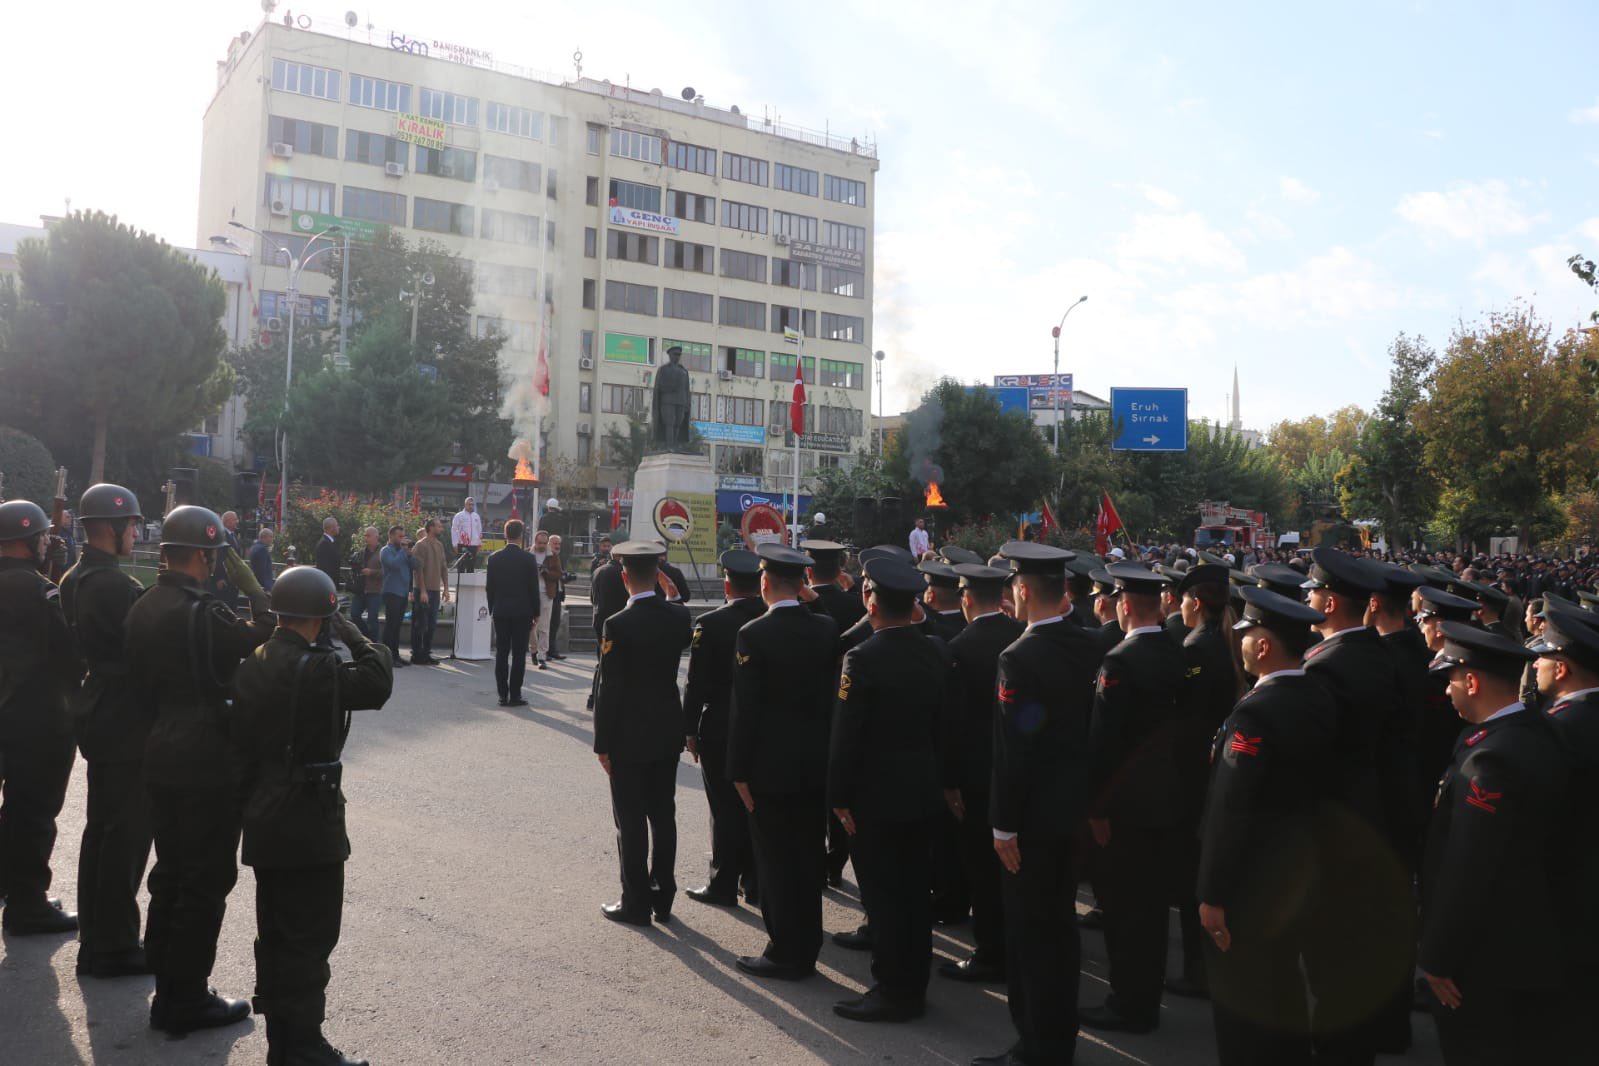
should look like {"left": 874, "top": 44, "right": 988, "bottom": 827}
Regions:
{"left": 1229, "top": 364, "right": 1241, "bottom": 431}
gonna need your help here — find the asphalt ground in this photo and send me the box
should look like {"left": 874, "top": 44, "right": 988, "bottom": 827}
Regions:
{"left": 0, "top": 652, "right": 1445, "bottom": 1065}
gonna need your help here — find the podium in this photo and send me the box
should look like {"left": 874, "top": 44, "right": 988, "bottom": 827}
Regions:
{"left": 452, "top": 570, "right": 492, "bottom": 661}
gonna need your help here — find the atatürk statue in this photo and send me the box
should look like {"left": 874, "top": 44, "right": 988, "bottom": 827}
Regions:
{"left": 649, "top": 345, "right": 693, "bottom": 452}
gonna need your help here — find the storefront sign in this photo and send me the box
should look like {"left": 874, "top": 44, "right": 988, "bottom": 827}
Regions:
{"left": 604, "top": 332, "right": 652, "bottom": 365}
{"left": 718, "top": 475, "right": 762, "bottom": 492}
{"left": 395, "top": 113, "right": 449, "bottom": 150}
{"left": 799, "top": 432, "right": 849, "bottom": 453}
{"left": 717, "top": 491, "right": 814, "bottom": 514}
{"left": 609, "top": 206, "right": 681, "bottom": 236}
{"left": 787, "top": 240, "right": 865, "bottom": 271}
{"left": 663, "top": 493, "right": 715, "bottom": 567}
{"left": 1028, "top": 388, "right": 1074, "bottom": 410}
{"left": 994, "top": 373, "right": 1073, "bottom": 388}
{"left": 428, "top": 464, "right": 476, "bottom": 482}
{"left": 290, "top": 211, "right": 384, "bottom": 243}
{"left": 693, "top": 421, "right": 765, "bottom": 446}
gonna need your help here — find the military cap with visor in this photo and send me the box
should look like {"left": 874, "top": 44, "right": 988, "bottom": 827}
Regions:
{"left": 717, "top": 548, "right": 761, "bottom": 577}
{"left": 1089, "top": 568, "right": 1117, "bottom": 597}
{"left": 1300, "top": 546, "right": 1385, "bottom": 596}
{"left": 799, "top": 539, "right": 846, "bottom": 562}
{"left": 999, "top": 540, "right": 1075, "bottom": 576}
{"left": 1529, "top": 603, "right": 1599, "bottom": 674}
{"left": 1428, "top": 621, "right": 1536, "bottom": 679}
{"left": 1233, "top": 585, "right": 1325, "bottom": 635}
{"left": 861, "top": 557, "right": 926, "bottom": 595}
{"left": 269, "top": 565, "right": 340, "bottom": 619}
{"left": 939, "top": 546, "right": 984, "bottom": 566}
{"left": 859, "top": 544, "right": 914, "bottom": 567}
{"left": 953, "top": 562, "right": 1013, "bottom": 594}
{"left": 917, "top": 560, "right": 961, "bottom": 589}
{"left": 1247, "top": 562, "right": 1310, "bottom": 600}
{"left": 1363, "top": 559, "right": 1427, "bottom": 598}
{"left": 0, "top": 500, "right": 50, "bottom": 542}
{"left": 1415, "top": 585, "right": 1480, "bottom": 623}
{"left": 756, "top": 542, "right": 814, "bottom": 579}
{"left": 1104, "top": 561, "right": 1170, "bottom": 596}
{"left": 77, "top": 483, "right": 142, "bottom": 522}
{"left": 1177, "top": 563, "right": 1230, "bottom": 594}
{"left": 159, "top": 505, "right": 227, "bottom": 549}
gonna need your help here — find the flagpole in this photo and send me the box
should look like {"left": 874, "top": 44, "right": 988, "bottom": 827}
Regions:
{"left": 792, "top": 261, "right": 805, "bottom": 546}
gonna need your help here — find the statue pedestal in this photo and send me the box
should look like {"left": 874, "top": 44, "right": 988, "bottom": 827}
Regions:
{"left": 630, "top": 452, "right": 719, "bottom": 594}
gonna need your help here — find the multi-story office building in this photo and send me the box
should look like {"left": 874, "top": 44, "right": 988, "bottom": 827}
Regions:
{"left": 199, "top": 15, "right": 878, "bottom": 505}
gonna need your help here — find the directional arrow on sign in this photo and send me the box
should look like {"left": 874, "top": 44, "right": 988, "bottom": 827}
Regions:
{"left": 1142, "top": 435, "right": 1160, "bottom": 445}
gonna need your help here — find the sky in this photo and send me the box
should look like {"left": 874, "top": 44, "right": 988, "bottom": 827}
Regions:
{"left": 5, "top": 1, "right": 1598, "bottom": 429}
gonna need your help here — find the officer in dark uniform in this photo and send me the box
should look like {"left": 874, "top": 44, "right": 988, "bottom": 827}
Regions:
{"left": 973, "top": 541, "right": 1100, "bottom": 1066}
{"left": 1089, "top": 568, "right": 1122, "bottom": 659}
{"left": 1199, "top": 587, "right": 1338, "bottom": 1066}
{"left": 683, "top": 550, "right": 766, "bottom": 908}
{"left": 939, "top": 546, "right": 983, "bottom": 567}
{"left": 593, "top": 542, "right": 692, "bottom": 925}
{"left": 1419, "top": 622, "right": 1576, "bottom": 1065}
{"left": 1413, "top": 586, "right": 1482, "bottom": 803}
{"left": 939, "top": 562, "right": 1024, "bottom": 985}
{"left": 1082, "top": 562, "right": 1186, "bottom": 1034}
{"left": 0, "top": 499, "right": 81, "bottom": 935}
{"left": 728, "top": 544, "right": 838, "bottom": 979}
{"left": 916, "top": 558, "right": 970, "bottom": 925}
{"left": 828, "top": 557, "right": 955, "bottom": 1022}
{"left": 1362, "top": 561, "right": 1433, "bottom": 860}
{"left": 1472, "top": 584, "right": 1514, "bottom": 639}
{"left": 918, "top": 560, "right": 967, "bottom": 641}
{"left": 1249, "top": 562, "right": 1311, "bottom": 601}
{"left": 1064, "top": 555, "right": 1101, "bottom": 631}
{"left": 232, "top": 566, "right": 393, "bottom": 1066}
{"left": 59, "top": 483, "right": 153, "bottom": 973}
{"left": 125, "top": 504, "right": 274, "bottom": 1033}
{"left": 802, "top": 540, "right": 865, "bottom": 632}
{"left": 1158, "top": 566, "right": 1192, "bottom": 644}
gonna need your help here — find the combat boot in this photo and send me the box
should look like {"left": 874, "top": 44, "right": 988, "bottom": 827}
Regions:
{"left": 282, "top": 1024, "right": 369, "bottom": 1066}
{"left": 149, "top": 978, "right": 251, "bottom": 1034}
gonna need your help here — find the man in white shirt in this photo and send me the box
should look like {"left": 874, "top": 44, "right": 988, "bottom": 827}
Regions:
{"left": 907, "top": 518, "right": 930, "bottom": 560}
{"left": 451, "top": 498, "right": 484, "bottom": 573}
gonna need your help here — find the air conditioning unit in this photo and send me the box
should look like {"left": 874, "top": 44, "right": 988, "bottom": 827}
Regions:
{"left": 775, "top": 234, "right": 790, "bottom": 246}
{"left": 269, "top": 199, "right": 289, "bottom": 215}
{"left": 483, "top": 177, "right": 500, "bottom": 193}
{"left": 271, "top": 142, "right": 295, "bottom": 159}
{"left": 384, "top": 161, "right": 406, "bottom": 177}
{"left": 767, "top": 426, "right": 783, "bottom": 437}
{"left": 578, "top": 356, "right": 594, "bottom": 370}
{"left": 264, "top": 316, "right": 284, "bottom": 333}
{"left": 577, "top": 421, "right": 592, "bottom": 436}
{"left": 718, "top": 369, "right": 733, "bottom": 381}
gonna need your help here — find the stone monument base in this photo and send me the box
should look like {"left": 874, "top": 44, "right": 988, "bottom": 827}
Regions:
{"left": 630, "top": 452, "right": 718, "bottom": 594}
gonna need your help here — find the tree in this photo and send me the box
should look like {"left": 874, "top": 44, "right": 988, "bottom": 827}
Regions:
{"left": 0, "top": 426, "right": 56, "bottom": 503}
{"left": 601, "top": 414, "right": 651, "bottom": 484}
{"left": 0, "top": 211, "right": 233, "bottom": 482}
{"left": 808, "top": 451, "right": 900, "bottom": 545}
{"left": 1337, "top": 333, "right": 1440, "bottom": 547}
{"left": 1414, "top": 308, "right": 1599, "bottom": 550}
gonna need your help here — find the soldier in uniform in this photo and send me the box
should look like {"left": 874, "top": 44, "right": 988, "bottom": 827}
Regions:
{"left": 593, "top": 542, "right": 692, "bottom": 926}
{"left": 125, "top": 504, "right": 273, "bottom": 1033}
{"left": 828, "top": 557, "right": 955, "bottom": 1022}
{"left": 1419, "top": 623, "right": 1576, "bottom": 1064}
{"left": 802, "top": 540, "right": 865, "bottom": 631}
{"left": 939, "top": 562, "right": 1024, "bottom": 985}
{"left": 1089, "top": 568, "right": 1122, "bottom": 659}
{"left": 1362, "top": 562, "right": 1433, "bottom": 861}
{"left": 918, "top": 560, "right": 968, "bottom": 641}
{"left": 1081, "top": 563, "right": 1186, "bottom": 1034}
{"left": 917, "top": 560, "right": 970, "bottom": 925}
{"left": 972, "top": 542, "right": 1099, "bottom": 1066}
{"left": 232, "top": 566, "right": 393, "bottom": 1066}
{"left": 1064, "top": 556, "right": 1101, "bottom": 631}
{"left": 728, "top": 544, "right": 838, "bottom": 979}
{"left": 0, "top": 499, "right": 81, "bottom": 935}
{"left": 683, "top": 550, "right": 766, "bottom": 909}
{"left": 1198, "top": 587, "right": 1338, "bottom": 1065}
{"left": 59, "top": 484, "right": 153, "bottom": 973}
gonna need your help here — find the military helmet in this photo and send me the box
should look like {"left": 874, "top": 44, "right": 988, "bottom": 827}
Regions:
{"left": 159, "top": 505, "right": 226, "bottom": 549}
{"left": 0, "top": 500, "right": 50, "bottom": 542}
{"left": 269, "top": 566, "right": 339, "bottom": 619}
{"left": 78, "top": 483, "right": 142, "bottom": 522}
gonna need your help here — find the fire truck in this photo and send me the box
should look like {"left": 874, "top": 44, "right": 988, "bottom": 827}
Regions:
{"left": 1193, "top": 500, "right": 1275, "bottom": 552}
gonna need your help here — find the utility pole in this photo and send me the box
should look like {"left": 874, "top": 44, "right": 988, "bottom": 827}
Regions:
{"left": 1050, "top": 295, "right": 1088, "bottom": 453}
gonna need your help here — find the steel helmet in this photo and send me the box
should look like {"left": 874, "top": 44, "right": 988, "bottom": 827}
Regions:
{"left": 0, "top": 500, "right": 50, "bottom": 542}
{"left": 78, "top": 483, "right": 142, "bottom": 522}
{"left": 159, "top": 505, "right": 226, "bottom": 549}
{"left": 269, "top": 565, "right": 339, "bottom": 619}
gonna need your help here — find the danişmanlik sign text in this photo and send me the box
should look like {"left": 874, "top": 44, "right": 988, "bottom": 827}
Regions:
{"left": 609, "top": 206, "right": 681, "bottom": 236}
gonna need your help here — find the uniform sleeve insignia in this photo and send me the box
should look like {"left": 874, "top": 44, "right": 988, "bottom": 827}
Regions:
{"left": 997, "top": 683, "right": 1016, "bottom": 704}
{"left": 691, "top": 627, "right": 703, "bottom": 648}
{"left": 1464, "top": 729, "right": 1487, "bottom": 746}
{"left": 1098, "top": 670, "right": 1120, "bottom": 688}
{"left": 601, "top": 639, "right": 614, "bottom": 656}
{"left": 736, "top": 652, "right": 751, "bottom": 666}
{"left": 837, "top": 672, "right": 852, "bottom": 700}
{"left": 1228, "top": 732, "right": 1262, "bottom": 757}
{"left": 44, "top": 586, "right": 60, "bottom": 601}
{"left": 1186, "top": 666, "right": 1202, "bottom": 678}
{"left": 1465, "top": 781, "right": 1501, "bottom": 813}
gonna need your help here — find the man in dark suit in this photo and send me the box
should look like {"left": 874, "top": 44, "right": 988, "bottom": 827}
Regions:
{"left": 1065, "top": 555, "right": 1102, "bottom": 630}
{"left": 939, "top": 562, "right": 1025, "bottom": 985}
{"left": 485, "top": 519, "right": 541, "bottom": 707}
{"left": 682, "top": 550, "right": 767, "bottom": 908}
{"left": 728, "top": 544, "right": 839, "bottom": 979}
{"left": 312, "top": 517, "right": 342, "bottom": 592}
{"left": 919, "top": 560, "right": 968, "bottom": 641}
{"left": 828, "top": 556, "right": 955, "bottom": 1022}
{"left": 917, "top": 560, "right": 970, "bottom": 925}
{"left": 593, "top": 542, "right": 692, "bottom": 926}
{"left": 802, "top": 540, "right": 865, "bottom": 632}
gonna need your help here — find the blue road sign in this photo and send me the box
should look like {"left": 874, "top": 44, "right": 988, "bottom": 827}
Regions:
{"left": 1109, "top": 388, "right": 1189, "bottom": 451}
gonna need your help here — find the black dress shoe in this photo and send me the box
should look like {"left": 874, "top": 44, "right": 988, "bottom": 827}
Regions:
{"left": 2, "top": 899, "right": 78, "bottom": 935}
{"left": 686, "top": 886, "right": 738, "bottom": 906}
{"left": 392, "top": 658, "right": 408, "bottom": 668}
{"left": 1078, "top": 907, "right": 1104, "bottom": 930}
{"left": 1080, "top": 1002, "right": 1157, "bottom": 1034}
{"left": 653, "top": 908, "right": 672, "bottom": 924}
{"left": 827, "top": 870, "right": 845, "bottom": 888}
{"left": 831, "top": 924, "right": 872, "bottom": 950}
{"left": 743, "top": 891, "right": 760, "bottom": 908}
{"left": 736, "top": 955, "right": 814, "bottom": 981}
{"left": 150, "top": 990, "right": 251, "bottom": 1034}
{"left": 938, "top": 956, "right": 1007, "bottom": 984}
{"left": 833, "top": 986, "right": 925, "bottom": 1023}
{"left": 497, "top": 698, "right": 509, "bottom": 706}
{"left": 537, "top": 659, "right": 548, "bottom": 670}
{"left": 600, "top": 902, "right": 651, "bottom": 927}
{"left": 506, "top": 697, "right": 528, "bottom": 707}
{"left": 85, "top": 948, "right": 152, "bottom": 978}
{"left": 283, "top": 1036, "right": 369, "bottom": 1066}
{"left": 1164, "top": 975, "right": 1209, "bottom": 999}
{"left": 549, "top": 652, "right": 567, "bottom": 661}
{"left": 971, "top": 1048, "right": 1028, "bottom": 1066}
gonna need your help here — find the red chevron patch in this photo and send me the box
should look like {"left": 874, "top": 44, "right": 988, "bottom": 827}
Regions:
{"left": 1465, "top": 729, "right": 1487, "bottom": 747}
{"left": 1465, "top": 781, "right": 1501, "bottom": 813}
{"left": 997, "top": 684, "right": 1017, "bottom": 705}
{"left": 1228, "top": 732, "right": 1262, "bottom": 757}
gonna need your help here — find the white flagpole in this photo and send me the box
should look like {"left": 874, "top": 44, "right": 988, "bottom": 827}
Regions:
{"left": 793, "top": 262, "right": 804, "bottom": 546}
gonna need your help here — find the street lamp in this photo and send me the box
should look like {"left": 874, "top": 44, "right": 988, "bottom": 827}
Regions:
{"left": 1050, "top": 295, "right": 1088, "bottom": 453}
{"left": 229, "top": 219, "right": 341, "bottom": 528}
{"left": 873, "top": 350, "right": 886, "bottom": 456}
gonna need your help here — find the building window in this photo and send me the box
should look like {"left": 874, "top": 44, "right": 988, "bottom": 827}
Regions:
{"left": 475, "top": 263, "right": 538, "bottom": 299}
{"left": 483, "top": 155, "right": 540, "bottom": 193}
{"left": 271, "top": 59, "right": 340, "bottom": 101}
{"left": 771, "top": 306, "right": 816, "bottom": 338}
{"left": 261, "top": 291, "right": 330, "bottom": 326}
{"left": 480, "top": 208, "right": 540, "bottom": 244}
{"left": 824, "top": 175, "right": 867, "bottom": 206}
{"left": 821, "top": 266, "right": 865, "bottom": 298}
{"left": 723, "top": 346, "right": 765, "bottom": 378}
{"left": 715, "top": 445, "right": 764, "bottom": 475}
{"left": 576, "top": 436, "right": 592, "bottom": 464}
{"left": 267, "top": 116, "right": 338, "bottom": 157}
{"left": 666, "top": 190, "right": 715, "bottom": 224}
{"left": 722, "top": 201, "right": 767, "bottom": 233}
{"left": 690, "top": 392, "right": 712, "bottom": 422}
{"left": 719, "top": 297, "right": 766, "bottom": 332}
{"left": 818, "top": 405, "right": 864, "bottom": 436}
{"left": 586, "top": 123, "right": 602, "bottom": 154}
{"left": 722, "top": 152, "right": 768, "bottom": 186}
{"left": 486, "top": 102, "right": 543, "bottom": 139}
{"left": 767, "top": 448, "right": 818, "bottom": 480}
{"left": 664, "top": 239, "right": 714, "bottom": 273}
{"left": 549, "top": 116, "right": 567, "bottom": 148}
{"left": 582, "top": 279, "right": 596, "bottom": 309}
{"left": 665, "top": 141, "right": 716, "bottom": 175}
{"left": 771, "top": 401, "right": 812, "bottom": 436}
{"left": 258, "top": 231, "right": 311, "bottom": 266}
{"left": 769, "top": 352, "right": 817, "bottom": 383}
{"left": 820, "top": 312, "right": 865, "bottom": 343}
{"left": 823, "top": 221, "right": 867, "bottom": 250}
{"left": 774, "top": 164, "right": 819, "bottom": 197}
{"left": 345, "top": 129, "right": 408, "bottom": 167}
{"left": 720, "top": 249, "right": 767, "bottom": 283}
{"left": 821, "top": 358, "right": 865, "bottom": 388}
{"left": 609, "top": 179, "right": 660, "bottom": 213}
{"left": 475, "top": 315, "right": 535, "bottom": 351}
{"left": 772, "top": 258, "right": 817, "bottom": 290}
{"left": 547, "top": 167, "right": 558, "bottom": 200}
{"left": 583, "top": 227, "right": 597, "bottom": 257}
{"left": 586, "top": 176, "right": 600, "bottom": 206}
{"left": 265, "top": 175, "right": 335, "bottom": 213}
{"left": 605, "top": 230, "right": 659, "bottom": 265}
{"left": 715, "top": 395, "right": 765, "bottom": 426}
{"left": 580, "top": 330, "right": 595, "bottom": 362}
{"left": 349, "top": 74, "right": 410, "bottom": 113}
{"left": 773, "top": 211, "right": 818, "bottom": 244}
{"left": 579, "top": 382, "right": 592, "bottom": 414}
{"left": 601, "top": 384, "right": 649, "bottom": 415}
{"left": 663, "top": 289, "right": 713, "bottom": 322}
{"left": 342, "top": 187, "right": 407, "bottom": 225}
{"left": 414, "top": 198, "right": 474, "bottom": 236}
{"left": 666, "top": 340, "right": 714, "bottom": 373}
{"left": 419, "top": 88, "right": 479, "bottom": 126}
{"left": 611, "top": 128, "right": 663, "bottom": 164}
{"left": 414, "top": 146, "right": 478, "bottom": 181}
{"left": 604, "top": 281, "right": 658, "bottom": 317}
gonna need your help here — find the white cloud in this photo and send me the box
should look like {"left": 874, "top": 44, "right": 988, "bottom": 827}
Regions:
{"left": 1115, "top": 212, "right": 1247, "bottom": 273}
{"left": 1242, "top": 209, "right": 1292, "bottom": 242}
{"left": 1278, "top": 176, "right": 1320, "bottom": 204}
{"left": 1570, "top": 99, "right": 1599, "bottom": 124}
{"left": 1165, "top": 246, "right": 1418, "bottom": 331}
{"left": 1135, "top": 183, "right": 1181, "bottom": 210}
{"left": 1394, "top": 180, "right": 1540, "bottom": 244}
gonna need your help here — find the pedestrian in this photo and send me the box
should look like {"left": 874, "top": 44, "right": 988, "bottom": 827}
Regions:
{"left": 485, "top": 519, "right": 541, "bottom": 707}
{"left": 451, "top": 497, "right": 483, "bottom": 573}
{"left": 0, "top": 499, "right": 83, "bottom": 936}
{"left": 546, "top": 534, "right": 568, "bottom": 660}
{"left": 231, "top": 565, "right": 392, "bottom": 1066}
{"left": 727, "top": 544, "right": 839, "bottom": 980}
{"left": 378, "top": 525, "right": 415, "bottom": 667}
{"left": 124, "top": 505, "right": 273, "bottom": 1034}
{"left": 409, "top": 518, "right": 448, "bottom": 665}
{"left": 593, "top": 541, "right": 692, "bottom": 925}
{"left": 58, "top": 485, "right": 153, "bottom": 974}
{"left": 208, "top": 511, "right": 242, "bottom": 608}
{"left": 908, "top": 517, "right": 930, "bottom": 559}
{"left": 347, "top": 527, "right": 382, "bottom": 641}
{"left": 1199, "top": 587, "right": 1338, "bottom": 1066}
{"left": 531, "top": 529, "right": 559, "bottom": 670}
{"left": 589, "top": 535, "right": 613, "bottom": 577}
{"left": 683, "top": 550, "right": 767, "bottom": 910}
{"left": 313, "top": 516, "right": 342, "bottom": 590}
{"left": 249, "top": 526, "right": 276, "bottom": 592}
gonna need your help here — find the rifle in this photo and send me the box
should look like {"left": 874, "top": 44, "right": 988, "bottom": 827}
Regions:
{"left": 45, "top": 466, "right": 68, "bottom": 580}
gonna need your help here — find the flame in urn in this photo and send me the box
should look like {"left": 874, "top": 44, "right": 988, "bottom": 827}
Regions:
{"left": 925, "top": 482, "right": 947, "bottom": 508}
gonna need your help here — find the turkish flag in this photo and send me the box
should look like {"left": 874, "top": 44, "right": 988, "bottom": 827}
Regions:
{"left": 411, "top": 483, "right": 421, "bottom": 515}
{"left": 610, "top": 488, "right": 622, "bottom": 531}
{"left": 1039, "top": 500, "right": 1058, "bottom": 541}
{"left": 790, "top": 359, "right": 806, "bottom": 435}
{"left": 1094, "top": 491, "right": 1124, "bottom": 555}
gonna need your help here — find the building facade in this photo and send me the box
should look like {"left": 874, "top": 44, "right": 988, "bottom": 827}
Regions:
{"left": 199, "top": 16, "right": 879, "bottom": 501}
